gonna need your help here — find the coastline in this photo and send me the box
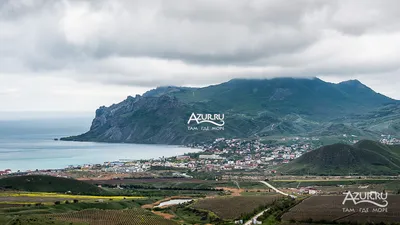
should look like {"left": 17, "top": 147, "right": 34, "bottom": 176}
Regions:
{"left": 0, "top": 140, "right": 202, "bottom": 172}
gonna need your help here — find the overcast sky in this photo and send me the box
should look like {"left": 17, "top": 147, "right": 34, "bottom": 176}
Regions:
{"left": 1, "top": 0, "right": 400, "bottom": 114}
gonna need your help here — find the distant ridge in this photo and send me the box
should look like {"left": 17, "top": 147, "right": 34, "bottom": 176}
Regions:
{"left": 279, "top": 140, "right": 400, "bottom": 175}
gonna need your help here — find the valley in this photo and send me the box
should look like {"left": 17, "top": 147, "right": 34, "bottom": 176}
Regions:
{"left": 1, "top": 174, "right": 399, "bottom": 225}
{"left": 2, "top": 78, "right": 400, "bottom": 224}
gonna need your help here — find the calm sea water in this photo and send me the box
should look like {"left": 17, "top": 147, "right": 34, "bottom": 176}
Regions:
{"left": 0, "top": 118, "right": 199, "bottom": 171}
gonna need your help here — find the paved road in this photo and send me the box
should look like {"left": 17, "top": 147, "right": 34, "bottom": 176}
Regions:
{"left": 259, "top": 181, "right": 297, "bottom": 198}
{"left": 244, "top": 208, "right": 270, "bottom": 225}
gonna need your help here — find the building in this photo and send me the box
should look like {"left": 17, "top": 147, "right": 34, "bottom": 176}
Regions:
{"left": 176, "top": 155, "right": 191, "bottom": 160}
{"left": 199, "top": 154, "right": 224, "bottom": 160}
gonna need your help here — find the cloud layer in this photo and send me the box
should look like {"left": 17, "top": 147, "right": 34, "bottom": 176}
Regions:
{"left": 1, "top": 0, "right": 400, "bottom": 111}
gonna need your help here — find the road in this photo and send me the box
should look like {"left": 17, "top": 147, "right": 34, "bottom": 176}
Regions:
{"left": 259, "top": 181, "right": 297, "bottom": 198}
{"left": 241, "top": 181, "right": 297, "bottom": 225}
{"left": 244, "top": 208, "right": 269, "bottom": 225}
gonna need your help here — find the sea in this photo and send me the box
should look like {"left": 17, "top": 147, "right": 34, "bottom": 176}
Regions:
{"left": 0, "top": 116, "right": 199, "bottom": 172}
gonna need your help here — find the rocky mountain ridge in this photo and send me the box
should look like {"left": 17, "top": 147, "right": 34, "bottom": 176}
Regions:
{"left": 62, "top": 78, "right": 400, "bottom": 144}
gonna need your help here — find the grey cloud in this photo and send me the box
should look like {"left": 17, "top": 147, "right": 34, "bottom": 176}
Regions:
{"left": 1, "top": 0, "right": 400, "bottom": 91}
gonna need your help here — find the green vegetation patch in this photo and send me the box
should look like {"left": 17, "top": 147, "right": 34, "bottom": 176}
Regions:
{"left": 0, "top": 175, "right": 109, "bottom": 195}
{"left": 279, "top": 140, "right": 400, "bottom": 176}
{"left": 192, "top": 195, "right": 281, "bottom": 220}
{"left": 52, "top": 208, "right": 178, "bottom": 225}
{"left": 0, "top": 214, "right": 87, "bottom": 225}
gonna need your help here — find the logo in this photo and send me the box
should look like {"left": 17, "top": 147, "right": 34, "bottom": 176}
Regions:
{"left": 342, "top": 191, "right": 389, "bottom": 214}
{"left": 187, "top": 113, "right": 225, "bottom": 126}
{"left": 342, "top": 191, "right": 388, "bottom": 208}
{"left": 187, "top": 113, "right": 225, "bottom": 131}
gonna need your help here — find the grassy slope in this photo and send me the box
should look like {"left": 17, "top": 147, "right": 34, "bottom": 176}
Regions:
{"left": 172, "top": 78, "right": 394, "bottom": 118}
{"left": 0, "top": 175, "right": 109, "bottom": 195}
{"left": 0, "top": 199, "right": 170, "bottom": 225}
{"left": 279, "top": 140, "right": 400, "bottom": 175}
{"left": 0, "top": 200, "right": 151, "bottom": 215}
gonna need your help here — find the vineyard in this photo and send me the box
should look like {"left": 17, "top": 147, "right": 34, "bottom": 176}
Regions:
{"left": 192, "top": 195, "right": 281, "bottom": 220}
{"left": 282, "top": 195, "right": 400, "bottom": 224}
{"left": 52, "top": 208, "right": 178, "bottom": 225}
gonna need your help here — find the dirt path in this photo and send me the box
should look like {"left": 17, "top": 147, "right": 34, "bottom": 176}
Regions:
{"left": 216, "top": 187, "right": 244, "bottom": 196}
{"left": 152, "top": 210, "right": 175, "bottom": 220}
{"left": 259, "top": 181, "right": 297, "bottom": 198}
{"left": 142, "top": 196, "right": 194, "bottom": 221}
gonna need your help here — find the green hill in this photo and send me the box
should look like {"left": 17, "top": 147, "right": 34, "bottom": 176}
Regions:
{"left": 0, "top": 175, "right": 109, "bottom": 195}
{"left": 279, "top": 140, "right": 400, "bottom": 176}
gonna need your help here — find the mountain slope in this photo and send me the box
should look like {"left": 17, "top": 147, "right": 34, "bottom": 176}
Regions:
{"left": 63, "top": 95, "right": 203, "bottom": 144}
{"left": 278, "top": 140, "right": 400, "bottom": 175}
{"left": 168, "top": 78, "right": 394, "bottom": 118}
{"left": 62, "top": 78, "right": 399, "bottom": 144}
{"left": 340, "top": 103, "right": 400, "bottom": 135}
{"left": 62, "top": 95, "right": 275, "bottom": 144}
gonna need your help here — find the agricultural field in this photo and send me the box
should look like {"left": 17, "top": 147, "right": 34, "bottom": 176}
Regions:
{"left": 0, "top": 214, "right": 88, "bottom": 225}
{"left": 52, "top": 208, "right": 178, "bottom": 225}
{"left": 0, "top": 198, "right": 169, "bottom": 224}
{"left": 0, "top": 199, "right": 157, "bottom": 214}
{"left": 161, "top": 205, "right": 220, "bottom": 224}
{"left": 269, "top": 179, "right": 400, "bottom": 191}
{"left": 0, "top": 191, "right": 145, "bottom": 206}
{"left": 192, "top": 195, "right": 281, "bottom": 220}
{"left": 282, "top": 195, "right": 400, "bottom": 224}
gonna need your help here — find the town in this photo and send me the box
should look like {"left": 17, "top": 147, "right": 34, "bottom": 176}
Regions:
{"left": 2, "top": 134, "right": 399, "bottom": 179}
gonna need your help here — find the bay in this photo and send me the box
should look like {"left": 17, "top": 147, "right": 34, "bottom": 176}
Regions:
{"left": 0, "top": 117, "right": 199, "bottom": 172}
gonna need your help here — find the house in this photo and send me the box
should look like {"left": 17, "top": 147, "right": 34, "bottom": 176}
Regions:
{"left": 176, "top": 155, "right": 190, "bottom": 160}
{"left": 299, "top": 187, "right": 320, "bottom": 195}
{"left": 0, "top": 169, "right": 12, "bottom": 175}
{"left": 199, "top": 154, "right": 224, "bottom": 160}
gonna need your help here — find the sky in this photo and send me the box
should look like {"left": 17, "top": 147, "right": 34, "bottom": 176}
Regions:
{"left": 1, "top": 0, "right": 400, "bottom": 115}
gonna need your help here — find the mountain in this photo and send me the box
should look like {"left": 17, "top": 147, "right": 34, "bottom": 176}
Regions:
{"left": 337, "top": 102, "right": 400, "bottom": 135}
{"left": 166, "top": 78, "right": 394, "bottom": 118}
{"left": 62, "top": 77, "right": 399, "bottom": 144}
{"left": 278, "top": 140, "right": 400, "bottom": 175}
{"left": 62, "top": 94, "right": 266, "bottom": 144}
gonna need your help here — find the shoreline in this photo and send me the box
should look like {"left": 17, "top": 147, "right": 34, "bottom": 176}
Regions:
{"left": 0, "top": 141, "right": 203, "bottom": 172}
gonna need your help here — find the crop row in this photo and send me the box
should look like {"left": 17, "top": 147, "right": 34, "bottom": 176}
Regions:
{"left": 192, "top": 195, "right": 281, "bottom": 220}
{"left": 52, "top": 209, "right": 177, "bottom": 225}
{"left": 282, "top": 195, "right": 400, "bottom": 224}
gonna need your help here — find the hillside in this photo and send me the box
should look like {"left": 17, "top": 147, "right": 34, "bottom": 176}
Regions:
{"left": 62, "top": 95, "right": 266, "bottom": 144}
{"left": 0, "top": 175, "right": 108, "bottom": 195}
{"left": 62, "top": 78, "right": 399, "bottom": 144}
{"left": 164, "top": 78, "right": 393, "bottom": 117}
{"left": 339, "top": 103, "right": 400, "bottom": 135}
{"left": 278, "top": 140, "right": 400, "bottom": 175}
